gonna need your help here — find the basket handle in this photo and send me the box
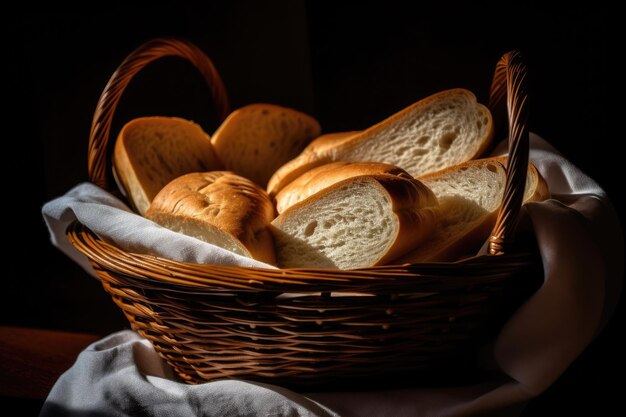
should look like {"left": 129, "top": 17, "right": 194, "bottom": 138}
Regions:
{"left": 487, "top": 51, "right": 529, "bottom": 255}
{"left": 87, "top": 38, "right": 230, "bottom": 191}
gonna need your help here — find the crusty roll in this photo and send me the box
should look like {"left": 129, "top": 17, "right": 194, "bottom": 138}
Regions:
{"left": 271, "top": 174, "right": 439, "bottom": 269}
{"left": 395, "top": 157, "right": 549, "bottom": 264}
{"left": 267, "top": 89, "right": 493, "bottom": 196}
{"left": 114, "top": 117, "right": 222, "bottom": 214}
{"left": 211, "top": 104, "right": 321, "bottom": 187}
{"left": 274, "top": 161, "right": 413, "bottom": 214}
{"left": 146, "top": 171, "right": 276, "bottom": 265}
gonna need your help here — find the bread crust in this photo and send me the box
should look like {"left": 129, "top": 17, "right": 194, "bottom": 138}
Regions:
{"left": 274, "top": 161, "right": 412, "bottom": 213}
{"left": 527, "top": 163, "right": 550, "bottom": 201}
{"left": 146, "top": 171, "right": 276, "bottom": 265}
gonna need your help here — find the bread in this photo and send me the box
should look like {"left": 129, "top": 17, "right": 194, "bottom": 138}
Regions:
{"left": 299, "top": 131, "right": 360, "bottom": 151}
{"left": 267, "top": 89, "right": 493, "bottom": 196}
{"left": 114, "top": 117, "right": 222, "bottom": 215}
{"left": 395, "top": 157, "right": 549, "bottom": 264}
{"left": 274, "top": 161, "right": 413, "bottom": 214}
{"left": 211, "top": 104, "right": 321, "bottom": 187}
{"left": 146, "top": 171, "right": 276, "bottom": 265}
{"left": 271, "top": 174, "right": 439, "bottom": 269}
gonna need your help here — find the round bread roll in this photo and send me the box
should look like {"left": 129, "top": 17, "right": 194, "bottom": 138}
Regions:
{"left": 146, "top": 171, "right": 276, "bottom": 265}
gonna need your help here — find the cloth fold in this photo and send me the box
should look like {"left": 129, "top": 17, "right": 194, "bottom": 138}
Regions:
{"left": 41, "top": 134, "right": 623, "bottom": 417}
{"left": 42, "top": 183, "right": 275, "bottom": 273}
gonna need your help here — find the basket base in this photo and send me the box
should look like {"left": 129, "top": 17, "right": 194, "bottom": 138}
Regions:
{"left": 68, "top": 220, "right": 542, "bottom": 391}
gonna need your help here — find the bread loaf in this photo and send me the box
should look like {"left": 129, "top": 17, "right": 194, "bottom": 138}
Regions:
{"left": 298, "top": 131, "right": 360, "bottom": 152}
{"left": 274, "top": 161, "right": 412, "bottom": 214}
{"left": 267, "top": 89, "right": 493, "bottom": 196}
{"left": 211, "top": 104, "right": 321, "bottom": 187}
{"left": 114, "top": 117, "right": 222, "bottom": 214}
{"left": 271, "top": 174, "right": 438, "bottom": 269}
{"left": 146, "top": 171, "right": 276, "bottom": 265}
{"left": 395, "top": 157, "right": 549, "bottom": 264}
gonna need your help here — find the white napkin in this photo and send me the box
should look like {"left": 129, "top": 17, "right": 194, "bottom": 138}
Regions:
{"left": 42, "top": 183, "right": 275, "bottom": 272}
{"left": 40, "top": 134, "right": 623, "bottom": 417}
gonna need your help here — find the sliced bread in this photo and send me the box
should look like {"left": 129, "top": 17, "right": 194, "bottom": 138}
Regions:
{"left": 271, "top": 174, "right": 439, "bottom": 269}
{"left": 274, "top": 161, "right": 413, "bottom": 214}
{"left": 210, "top": 104, "right": 321, "bottom": 187}
{"left": 267, "top": 89, "right": 493, "bottom": 196}
{"left": 146, "top": 171, "right": 276, "bottom": 265}
{"left": 395, "top": 157, "right": 549, "bottom": 264}
{"left": 114, "top": 116, "right": 222, "bottom": 214}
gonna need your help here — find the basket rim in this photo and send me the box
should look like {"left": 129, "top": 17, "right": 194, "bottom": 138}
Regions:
{"left": 67, "top": 220, "right": 533, "bottom": 291}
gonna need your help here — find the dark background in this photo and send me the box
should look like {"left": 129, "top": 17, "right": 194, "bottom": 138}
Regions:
{"left": 6, "top": 1, "right": 622, "bottom": 415}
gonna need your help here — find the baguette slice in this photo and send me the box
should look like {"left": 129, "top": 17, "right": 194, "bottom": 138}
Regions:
{"left": 114, "top": 117, "right": 222, "bottom": 214}
{"left": 272, "top": 174, "right": 439, "bottom": 269}
{"left": 211, "top": 104, "right": 321, "bottom": 187}
{"left": 267, "top": 89, "right": 493, "bottom": 196}
{"left": 275, "top": 161, "right": 413, "bottom": 214}
{"left": 146, "top": 171, "right": 276, "bottom": 265}
{"left": 395, "top": 157, "right": 549, "bottom": 264}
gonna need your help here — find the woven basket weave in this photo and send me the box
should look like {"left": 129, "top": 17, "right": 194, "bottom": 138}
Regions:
{"left": 67, "top": 38, "right": 533, "bottom": 387}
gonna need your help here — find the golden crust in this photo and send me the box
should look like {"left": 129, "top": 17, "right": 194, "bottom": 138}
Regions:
{"left": 146, "top": 171, "right": 276, "bottom": 265}
{"left": 274, "top": 161, "right": 412, "bottom": 213}
{"left": 527, "top": 163, "right": 550, "bottom": 201}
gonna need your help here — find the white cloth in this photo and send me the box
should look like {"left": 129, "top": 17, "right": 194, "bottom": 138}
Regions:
{"left": 42, "top": 183, "right": 275, "bottom": 273}
{"left": 40, "top": 134, "right": 623, "bottom": 417}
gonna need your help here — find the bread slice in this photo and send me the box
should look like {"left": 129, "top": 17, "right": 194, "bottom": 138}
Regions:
{"left": 114, "top": 117, "right": 222, "bottom": 215}
{"left": 210, "top": 104, "right": 321, "bottom": 187}
{"left": 267, "top": 89, "right": 493, "bottom": 196}
{"left": 395, "top": 157, "right": 549, "bottom": 264}
{"left": 146, "top": 171, "right": 276, "bottom": 265}
{"left": 271, "top": 175, "right": 439, "bottom": 269}
{"left": 274, "top": 161, "right": 413, "bottom": 214}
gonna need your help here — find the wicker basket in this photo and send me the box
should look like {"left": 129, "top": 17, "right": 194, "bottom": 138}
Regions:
{"left": 68, "top": 38, "right": 533, "bottom": 387}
